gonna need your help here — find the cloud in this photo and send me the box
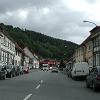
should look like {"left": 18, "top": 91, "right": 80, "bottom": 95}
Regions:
{"left": 0, "top": 0, "right": 100, "bottom": 44}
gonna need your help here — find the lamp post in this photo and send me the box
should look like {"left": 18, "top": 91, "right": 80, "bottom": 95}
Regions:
{"left": 83, "top": 20, "right": 97, "bottom": 27}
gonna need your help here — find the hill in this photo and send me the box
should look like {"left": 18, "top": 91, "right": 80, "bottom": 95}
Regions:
{"left": 0, "top": 23, "right": 78, "bottom": 60}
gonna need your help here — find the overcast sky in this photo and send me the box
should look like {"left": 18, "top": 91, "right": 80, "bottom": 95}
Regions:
{"left": 0, "top": 0, "right": 100, "bottom": 44}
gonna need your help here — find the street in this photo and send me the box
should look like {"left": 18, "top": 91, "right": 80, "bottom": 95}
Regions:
{"left": 0, "top": 70, "right": 100, "bottom": 100}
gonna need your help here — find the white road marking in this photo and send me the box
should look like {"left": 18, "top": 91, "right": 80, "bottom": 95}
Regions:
{"left": 36, "top": 84, "right": 41, "bottom": 89}
{"left": 23, "top": 94, "right": 32, "bottom": 100}
{"left": 40, "top": 80, "right": 43, "bottom": 83}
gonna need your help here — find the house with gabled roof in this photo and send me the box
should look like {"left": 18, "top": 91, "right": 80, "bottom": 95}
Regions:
{"left": 0, "top": 29, "right": 15, "bottom": 65}
{"left": 90, "top": 26, "right": 100, "bottom": 67}
{"left": 23, "top": 47, "right": 39, "bottom": 69}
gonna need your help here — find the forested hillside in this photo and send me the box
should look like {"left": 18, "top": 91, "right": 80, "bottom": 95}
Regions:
{"left": 0, "top": 23, "right": 78, "bottom": 60}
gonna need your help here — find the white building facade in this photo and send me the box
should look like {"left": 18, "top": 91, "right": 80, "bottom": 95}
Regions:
{"left": 0, "top": 31, "right": 15, "bottom": 65}
{"left": 33, "top": 54, "right": 39, "bottom": 68}
{"left": 24, "top": 56, "right": 29, "bottom": 68}
{"left": 23, "top": 47, "right": 34, "bottom": 69}
{"left": 23, "top": 47, "right": 39, "bottom": 69}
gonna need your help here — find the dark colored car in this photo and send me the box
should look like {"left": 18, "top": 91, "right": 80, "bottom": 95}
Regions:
{"left": 23, "top": 67, "right": 29, "bottom": 74}
{"left": 0, "top": 65, "right": 6, "bottom": 80}
{"left": 86, "top": 66, "right": 100, "bottom": 91}
{"left": 19, "top": 66, "right": 24, "bottom": 75}
{"left": 5, "top": 65, "right": 16, "bottom": 78}
{"left": 14, "top": 65, "right": 20, "bottom": 76}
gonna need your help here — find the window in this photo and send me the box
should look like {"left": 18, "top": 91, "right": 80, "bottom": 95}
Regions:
{"left": 93, "top": 53, "right": 100, "bottom": 66}
{"left": 3, "top": 51, "right": 5, "bottom": 61}
{"left": 96, "top": 54, "right": 100, "bottom": 66}
{"left": 5, "top": 52, "right": 6, "bottom": 61}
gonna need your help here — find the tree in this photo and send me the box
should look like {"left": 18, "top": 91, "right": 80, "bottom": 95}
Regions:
{"left": 0, "top": 23, "right": 78, "bottom": 60}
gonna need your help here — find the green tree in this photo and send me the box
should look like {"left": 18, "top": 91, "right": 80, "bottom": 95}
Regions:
{"left": 0, "top": 23, "right": 78, "bottom": 60}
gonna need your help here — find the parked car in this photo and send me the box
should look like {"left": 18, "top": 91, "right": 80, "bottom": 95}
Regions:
{"left": 42, "top": 64, "right": 49, "bottom": 71}
{"left": 0, "top": 64, "right": 6, "bottom": 80}
{"left": 23, "top": 67, "right": 29, "bottom": 74}
{"left": 51, "top": 67, "right": 58, "bottom": 73}
{"left": 19, "top": 66, "right": 24, "bottom": 75}
{"left": 86, "top": 66, "right": 100, "bottom": 91}
{"left": 71, "top": 62, "right": 89, "bottom": 80}
{"left": 4, "top": 65, "right": 16, "bottom": 78}
{"left": 14, "top": 65, "right": 20, "bottom": 76}
{"left": 42, "top": 67, "right": 49, "bottom": 71}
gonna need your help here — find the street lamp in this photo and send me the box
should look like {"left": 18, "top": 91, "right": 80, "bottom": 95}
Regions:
{"left": 83, "top": 20, "right": 97, "bottom": 27}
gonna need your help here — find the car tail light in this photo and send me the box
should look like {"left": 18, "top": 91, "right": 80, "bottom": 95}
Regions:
{"left": 96, "top": 75, "right": 100, "bottom": 80}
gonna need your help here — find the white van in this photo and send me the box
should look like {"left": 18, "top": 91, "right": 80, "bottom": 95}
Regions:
{"left": 71, "top": 62, "right": 89, "bottom": 79}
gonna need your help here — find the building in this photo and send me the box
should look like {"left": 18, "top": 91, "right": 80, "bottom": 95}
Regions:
{"left": 23, "top": 47, "right": 39, "bottom": 69}
{"left": 24, "top": 55, "right": 30, "bottom": 68}
{"left": 0, "top": 32, "right": 3, "bottom": 64}
{"left": 74, "top": 26, "right": 100, "bottom": 68}
{"left": 23, "top": 47, "right": 33, "bottom": 69}
{"left": 75, "top": 46, "right": 84, "bottom": 63}
{"left": 85, "top": 41, "right": 93, "bottom": 67}
{"left": 90, "top": 26, "right": 100, "bottom": 67}
{"left": 33, "top": 54, "right": 39, "bottom": 68}
{"left": 81, "top": 35, "right": 93, "bottom": 68}
{"left": 74, "top": 35, "right": 93, "bottom": 68}
{"left": 0, "top": 31, "right": 15, "bottom": 65}
{"left": 14, "top": 43, "right": 24, "bottom": 66}
{"left": 40, "top": 59, "right": 57, "bottom": 68}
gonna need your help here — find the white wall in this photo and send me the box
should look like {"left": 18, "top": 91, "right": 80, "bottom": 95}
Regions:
{"left": 0, "top": 32, "right": 15, "bottom": 65}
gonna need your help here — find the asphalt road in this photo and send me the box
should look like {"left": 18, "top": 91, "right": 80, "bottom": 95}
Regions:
{"left": 0, "top": 69, "right": 100, "bottom": 100}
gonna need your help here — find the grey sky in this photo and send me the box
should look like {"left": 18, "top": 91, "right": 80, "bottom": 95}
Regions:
{"left": 0, "top": 0, "right": 100, "bottom": 44}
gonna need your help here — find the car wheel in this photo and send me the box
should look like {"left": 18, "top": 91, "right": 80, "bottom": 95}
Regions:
{"left": 72, "top": 76, "right": 75, "bottom": 80}
{"left": 93, "top": 83, "right": 97, "bottom": 91}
